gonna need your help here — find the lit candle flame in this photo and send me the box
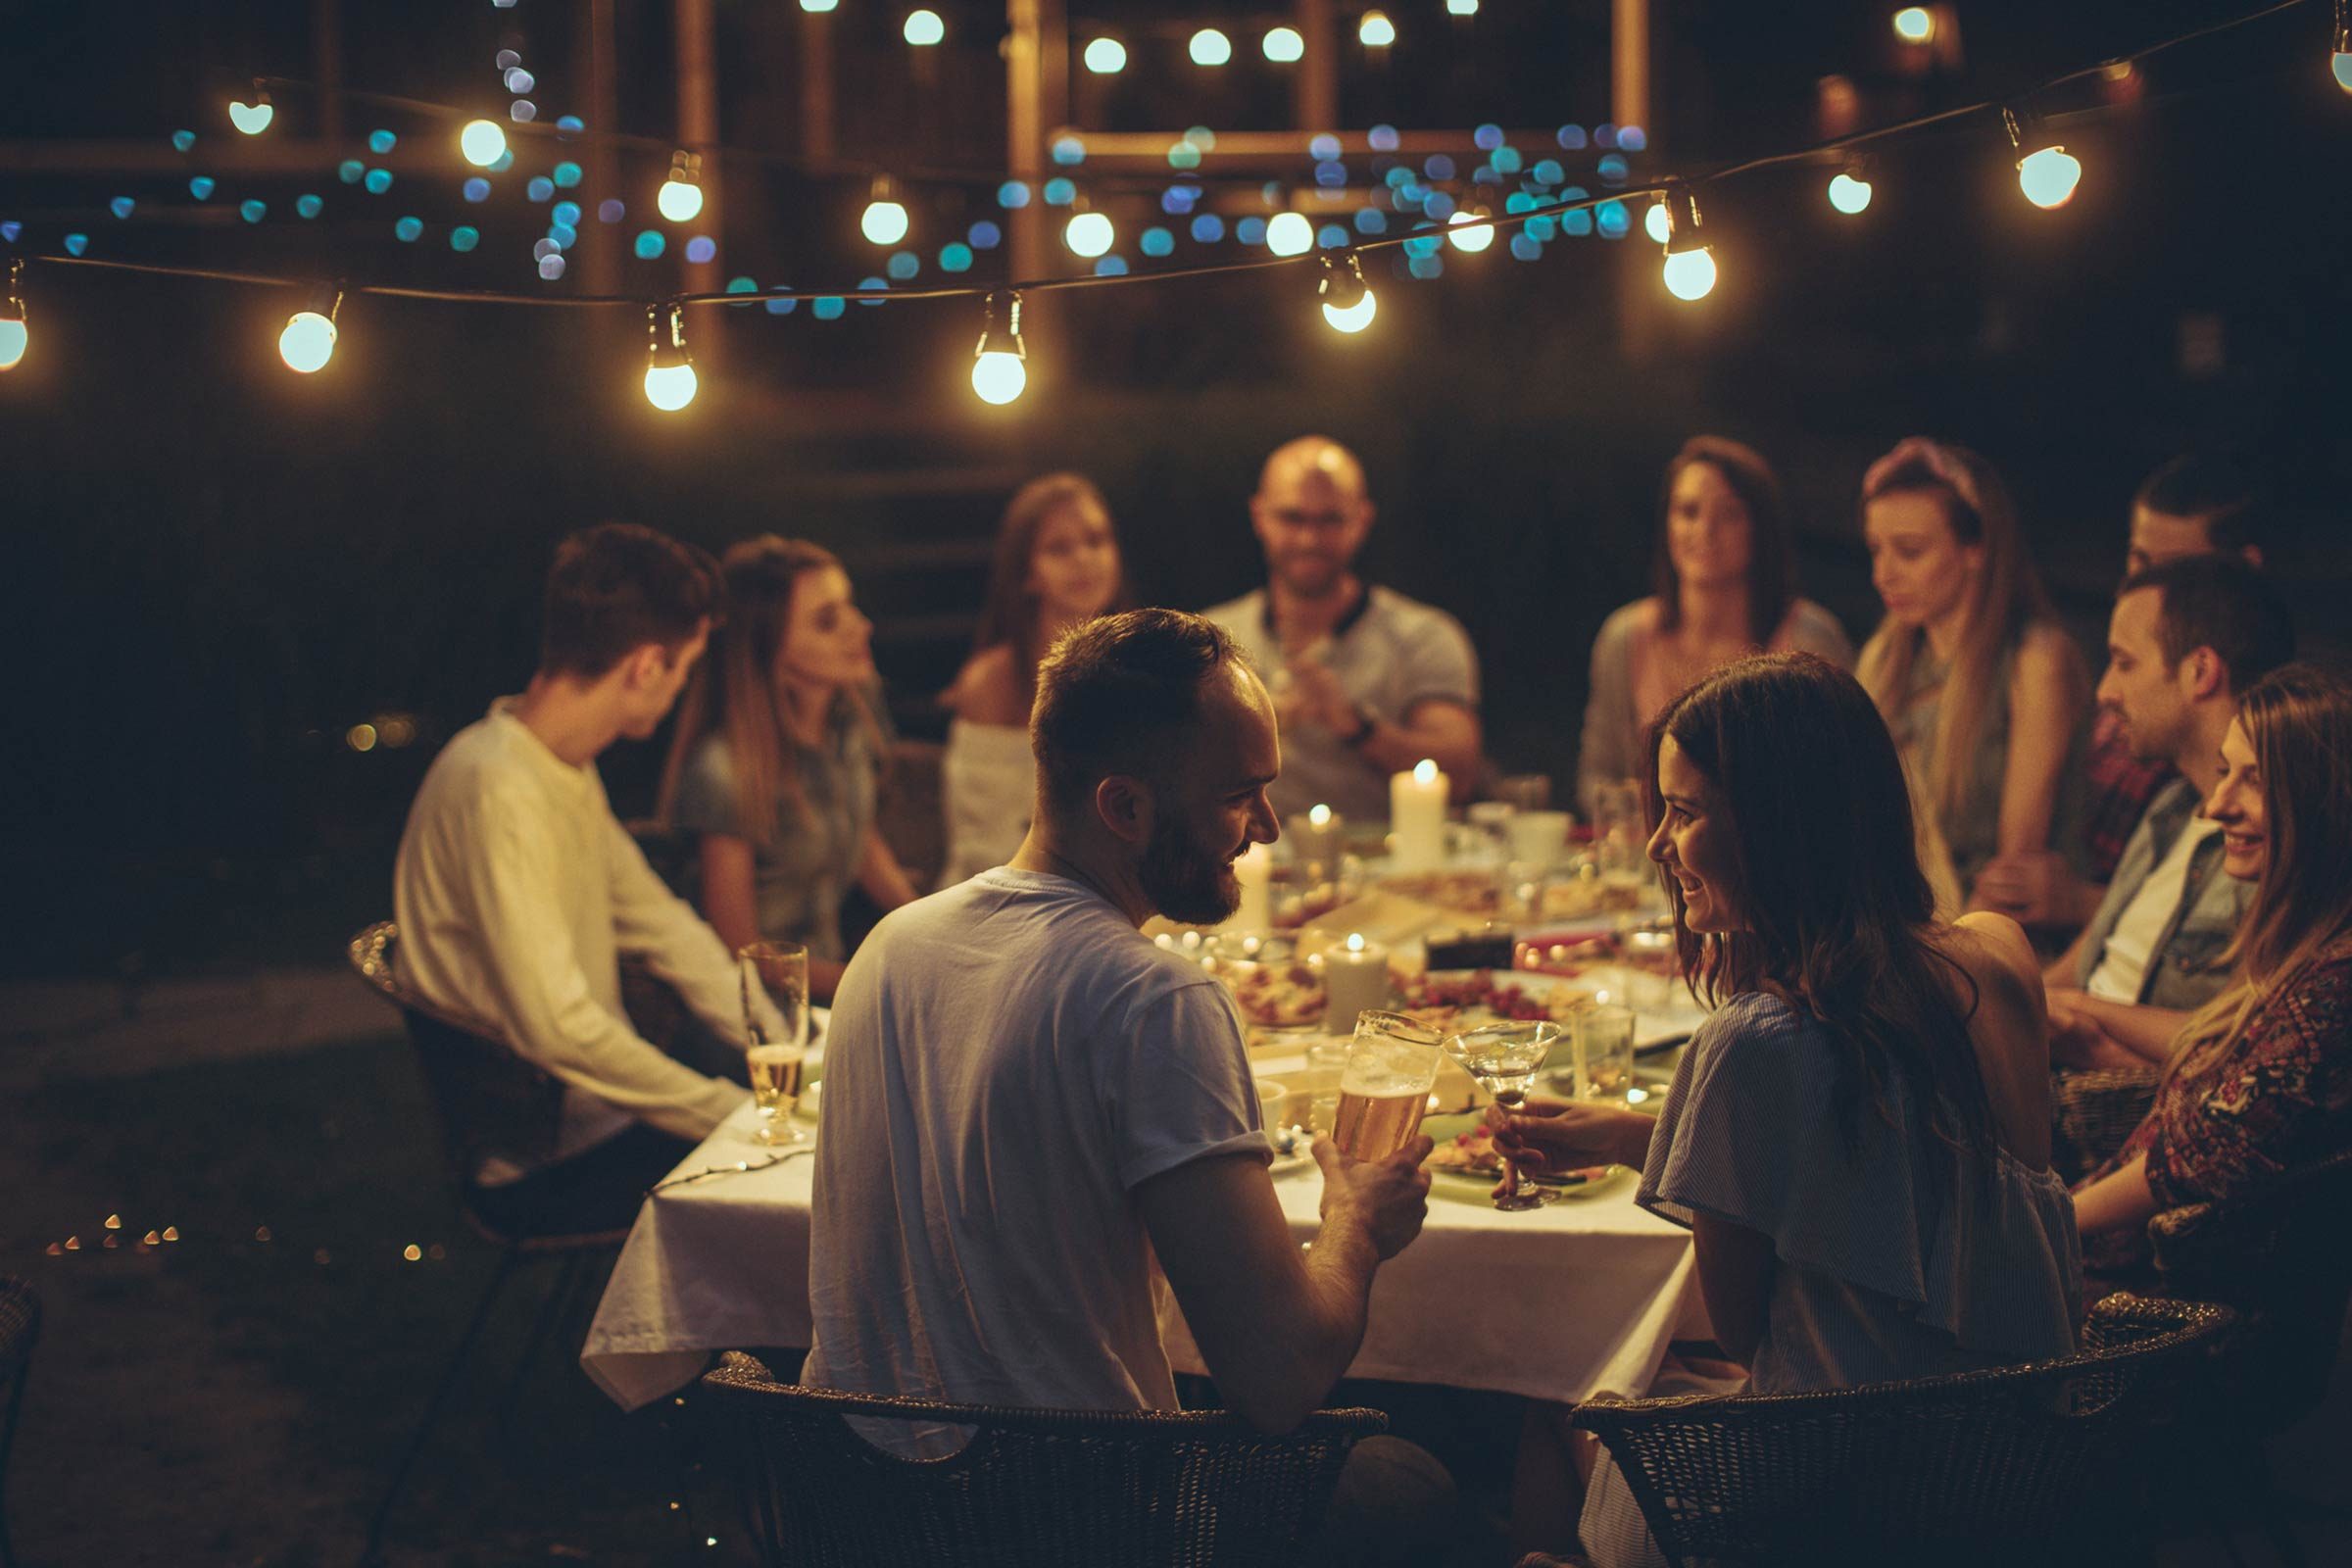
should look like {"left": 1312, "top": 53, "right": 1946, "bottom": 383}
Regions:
{"left": 1346, "top": 932, "right": 1366, "bottom": 954}
{"left": 1412, "top": 759, "right": 1438, "bottom": 785}
{"left": 1308, "top": 803, "right": 1332, "bottom": 827}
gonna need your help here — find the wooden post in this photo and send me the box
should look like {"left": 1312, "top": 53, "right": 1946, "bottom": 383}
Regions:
{"left": 579, "top": 0, "right": 621, "bottom": 296}
{"left": 1005, "top": 0, "right": 1048, "bottom": 280}
{"left": 675, "top": 0, "right": 720, "bottom": 365}
{"left": 1297, "top": 0, "right": 1338, "bottom": 133}
{"left": 1612, "top": 0, "right": 1655, "bottom": 363}
{"left": 799, "top": 7, "right": 835, "bottom": 165}
{"left": 1611, "top": 0, "right": 1650, "bottom": 142}
{"left": 311, "top": 0, "right": 344, "bottom": 145}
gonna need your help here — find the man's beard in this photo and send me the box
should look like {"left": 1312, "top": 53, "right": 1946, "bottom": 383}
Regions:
{"left": 1140, "top": 812, "right": 1242, "bottom": 925}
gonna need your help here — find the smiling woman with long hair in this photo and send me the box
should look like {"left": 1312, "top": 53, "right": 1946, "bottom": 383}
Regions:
{"left": 1577, "top": 437, "right": 1851, "bottom": 814}
{"left": 1495, "top": 653, "right": 2082, "bottom": 1567}
{"left": 1857, "top": 438, "right": 2090, "bottom": 914}
{"left": 2073, "top": 663, "right": 2352, "bottom": 1270}
{"left": 658, "top": 535, "right": 921, "bottom": 1002}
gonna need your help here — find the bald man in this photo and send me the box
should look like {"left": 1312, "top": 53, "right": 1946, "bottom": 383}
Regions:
{"left": 1203, "top": 437, "right": 1483, "bottom": 821}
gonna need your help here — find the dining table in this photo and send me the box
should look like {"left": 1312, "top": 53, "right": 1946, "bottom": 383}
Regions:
{"left": 581, "top": 1041, "right": 1710, "bottom": 1416}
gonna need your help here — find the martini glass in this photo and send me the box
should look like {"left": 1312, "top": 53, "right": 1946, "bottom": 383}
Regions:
{"left": 1445, "top": 1020, "right": 1563, "bottom": 1210}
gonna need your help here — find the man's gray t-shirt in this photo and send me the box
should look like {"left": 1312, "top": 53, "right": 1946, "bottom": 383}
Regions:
{"left": 1202, "top": 585, "right": 1481, "bottom": 821}
{"left": 803, "top": 869, "right": 1267, "bottom": 1442}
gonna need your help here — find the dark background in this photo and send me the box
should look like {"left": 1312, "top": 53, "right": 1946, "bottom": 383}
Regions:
{"left": 2, "top": 0, "right": 2347, "bottom": 978}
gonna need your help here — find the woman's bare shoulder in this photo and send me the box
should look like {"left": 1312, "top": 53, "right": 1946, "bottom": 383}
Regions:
{"left": 944, "top": 644, "right": 1028, "bottom": 725}
{"left": 1940, "top": 912, "right": 2045, "bottom": 1016}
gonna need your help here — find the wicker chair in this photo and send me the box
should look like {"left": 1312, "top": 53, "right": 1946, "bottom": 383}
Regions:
{"left": 0, "top": 1278, "right": 39, "bottom": 1568}
{"left": 1567, "top": 1292, "right": 2235, "bottom": 1568}
{"left": 346, "top": 921, "right": 633, "bottom": 1567}
{"left": 699, "top": 1352, "right": 1387, "bottom": 1567}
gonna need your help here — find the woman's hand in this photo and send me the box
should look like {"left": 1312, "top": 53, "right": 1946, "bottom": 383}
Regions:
{"left": 2045, "top": 990, "right": 2144, "bottom": 1071}
{"left": 1485, "top": 1094, "right": 1655, "bottom": 1173}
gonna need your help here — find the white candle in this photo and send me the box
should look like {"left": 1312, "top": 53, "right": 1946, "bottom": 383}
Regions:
{"left": 1320, "top": 932, "right": 1389, "bottom": 1034}
{"left": 1232, "top": 841, "right": 1272, "bottom": 932}
{"left": 1286, "top": 803, "right": 1346, "bottom": 872}
{"left": 1390, "top": 759, "right": 1448, "bottom": 871}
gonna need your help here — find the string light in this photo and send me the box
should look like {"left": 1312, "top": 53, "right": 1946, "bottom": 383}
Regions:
{"left": 1063, "top": 209, "right": 1114, "bottom": 259}
{"left": 1190, "top": 28, "right": 1233, "bottom": 67}
{"left": 1827, "top": 159, "right": 1874, "bottom": 214}
{"left": 1893, "top": 7, "right": 1936, "bottom": 45}
{"left": 860, "top": 175, "right": 910, "bottom": 245}
{"left": 459, "top": 119, "right": 508, "bottom": 168}
{"left": 1658, "top": 181, "right": 1717, "bottom": 301}
{"left": 2004, "top": 106, "right": 2082, "bottom": 210}
{"left": 1263, "top": 26, "right": 1305, "bottom": 63}
{"left": 970, "top": 290, "right": 1026, "bottom": 405}
{"left": 2333, "top": 0, "right": 2351, "bottom": 91}
{"left": 0, "top": 261, "right": 26, "bottom": 371}
{"left": 1083, "top": 38, "right": 1127, "bottom": 74}
{"left": 1447, "top": 0, "right": 1481, "bottom": 15}
{"left": 643, "top": 301, "right": 697, "bottom": 412}
{"left": 277, "top": 286, "right": 342, "bottom": 373}
{"left": 800, "top": 0, "right": 838, "bottom": 11}
{"left": 657, "top": 151, "right": 706, "bottom": 223}
{"left": 904, "top": 10, "right": 945, "bottom": 47}
{"left": 1265, "top": 212, "right": 1315, "bottom": 257}
{"left": 1318, "top": 252, "right": 1377, "bottom": 333}
{"left": 1642, "top": 199, "right": 1671, "bottom": 243}
{"left": 1446, "top": 209, "right": 1495, "bottom": 253}
{"left": 228, "top": 84, "right": 273, "bottom": 136}
{"left": 1359, "top": 11, "right": 1397, "bottom": 49}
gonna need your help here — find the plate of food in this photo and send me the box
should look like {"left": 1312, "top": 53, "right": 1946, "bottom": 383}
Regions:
{"left": 1419, "top": 1112, "right": 1626, "bottom": 1202}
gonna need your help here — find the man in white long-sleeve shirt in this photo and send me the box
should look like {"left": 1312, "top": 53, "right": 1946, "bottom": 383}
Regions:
{"left": 395, "top": 522, "right": 770, "bottom": 1233}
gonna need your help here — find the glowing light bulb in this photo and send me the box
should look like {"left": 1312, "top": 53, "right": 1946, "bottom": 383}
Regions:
{"left": 1190, "top": 28, "right": 1233, "bottom": 67}
{"left": 2016, "top": 146, "right": 2082, "bottom": 209}
{"left": 800, "top": 0, "right": 839, "bottom": 11}
{"left": 0, "top": 318, "right": 24, "bottom": 371}
{"left": 861, "top": 197, "right": 910, "bottom": 246}
{"left": 1447, "top": 0, "right": 1480, "bottom": 14}
{"left": 1084, "top": 38, "right": 1127, "bottom": 74}
{"left": 1828, "top": 171, "right": 1874, "bottom": 214}
{"left": 1359, "top": 11, "right": 1396, "bottom": 48}
{"left": 1642, "top": 201, "right": 1671, "bottom": 243}
{"left": 1322, "top": 290, "right": 1377, "bottom": 333}
{"left": 460, "top": 119, "right": 508, "bottom": 169}
{"left": 278, "top": 311, "right": 338, "bottom": 373}
{"left": 228, "top": 93, "right": 274, "bottom": 135}
{"left": 1662, "top": 248, "right": 1717, "bottom": 301}
{"left": 972, "top": 351, "right": 1026, "bottom": 405}
{"left": 2336, "top": 52, "right": 2352, "bottom": 93}
{"left": 1892, "top": 7, "right": 1935, "bottom": 44}
{"left": 904, "top": 10, "right": 944, "bottom": 46}
{"left": 644, "top": 361, "right": 698, "bottom": 412}
{"left": 1262, "top": 26, "right": 1304, "bottom": 63}
{"left": 657, "top": 173, "right": 705, "bottom": 223}
{"left": 1063, "top": 211, "right": 1114, "bottom": 258}
{"left": 1265, "top": 213, "right": 1315, "bottom": 257}
{"left": 1446, "top": 210, "right": 1495, "bottom": 253}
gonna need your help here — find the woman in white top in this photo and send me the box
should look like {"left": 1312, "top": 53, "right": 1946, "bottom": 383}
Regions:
{"left": 1578, "top": 437, "right": 1852, "bottom": 816}
{"left": 1500, "top": 653, "right": 2082, "bottom": 1567}
{"left": 937, "top": 474, "right": 1129, "bottom": 886}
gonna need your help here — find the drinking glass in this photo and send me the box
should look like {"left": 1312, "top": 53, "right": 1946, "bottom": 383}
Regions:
{"left": 1330, "top": 1010, "right": 1445, "bottom": 1161}
{"left": 1574, "top": 1003, "right": 1638, "bottom": 1105}
{"left": 1495, "top": 773, "right": 1553, "bottom": 812}
{"left": 1592, "top": 779, "right": 1646, "bottom": 881}
{"left": 739, "top": 940, "right": 809, "bottom": 1147}
{"left": 1445, "top": 1021, "right": 1563, "bottom": 1209}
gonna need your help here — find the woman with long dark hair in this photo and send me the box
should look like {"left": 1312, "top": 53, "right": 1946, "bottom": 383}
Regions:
{"left": 659, "top": 535, "right": 920, "bottom": 1002}
{"left": 2073, "top": 663, "right": 2352, "bottom": 1266}
{"left": 1576, "top": 437, "right": 1851, "bottom": 815}
{"left": 1498, "top": 653, "right": 2082, "bottom": 1566}
{"left": 937, "top": 473, "right": 1128, "bottom": 885}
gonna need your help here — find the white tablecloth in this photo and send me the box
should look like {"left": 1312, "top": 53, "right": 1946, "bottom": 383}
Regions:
{"left": 583, "top": 1082, "right": 1707, "bottom": 1415}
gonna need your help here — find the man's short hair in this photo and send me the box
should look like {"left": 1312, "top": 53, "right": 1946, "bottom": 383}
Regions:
{"left": 540, "top": 522, "right": 720, "bottom": 678}
{"left": 2119, "top": 555, "right": 2295, "bottom": 694}
{"left": 1031, "top": 609, "right": 1240, "bottom": 813}
{"left": 2133, "top": 453, "right": 2271, "bottom": 555}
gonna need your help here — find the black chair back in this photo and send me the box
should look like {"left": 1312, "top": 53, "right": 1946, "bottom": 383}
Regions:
{"left": 700, "top": 1352, "right": 1383, "bottom": 1568}
{"left": 0, "top": 1276, "right": 40, "bottom": 1568}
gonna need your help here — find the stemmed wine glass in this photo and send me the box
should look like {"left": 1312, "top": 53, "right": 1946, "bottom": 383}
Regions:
{"left": 1444, "top": 1020, "right": 1563, "bottom": 1210}
{"left": 739, "top": 941, "right": 810, "bottom": 1148}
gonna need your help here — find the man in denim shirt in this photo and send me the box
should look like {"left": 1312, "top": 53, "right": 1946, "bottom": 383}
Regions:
{"left": 2044, "top": 556, "right": 2294, "bottom": 1063}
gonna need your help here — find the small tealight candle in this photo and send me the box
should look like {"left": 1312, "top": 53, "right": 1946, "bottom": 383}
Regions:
{"left": 1231, "top": 841, "right": 1273, "bottom": 932}
{"left": 1287, "top": 803, "right": 1346, "bottom": 871}
{"left": 1390, "top": 759, "right": 1448, "bottom": 871}
{"left": 1320, "top": 932, "right": 1390, "bottom": 1033}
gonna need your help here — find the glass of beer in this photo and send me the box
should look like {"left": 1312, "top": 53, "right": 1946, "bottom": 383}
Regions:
{"left": 739, "top": 941, "right": 809, "bottom": 1147}
{"left": 1446, "top": 1020, "right": 1564, "bottom": 1209}
{"left": 1330, "top": 1010, "right": 1445, "bottom": 1161}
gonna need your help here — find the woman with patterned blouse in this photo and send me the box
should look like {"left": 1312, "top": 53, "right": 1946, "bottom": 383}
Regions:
{"left": 2074, "top": 664, "right": 2352, "bottom": 1271}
